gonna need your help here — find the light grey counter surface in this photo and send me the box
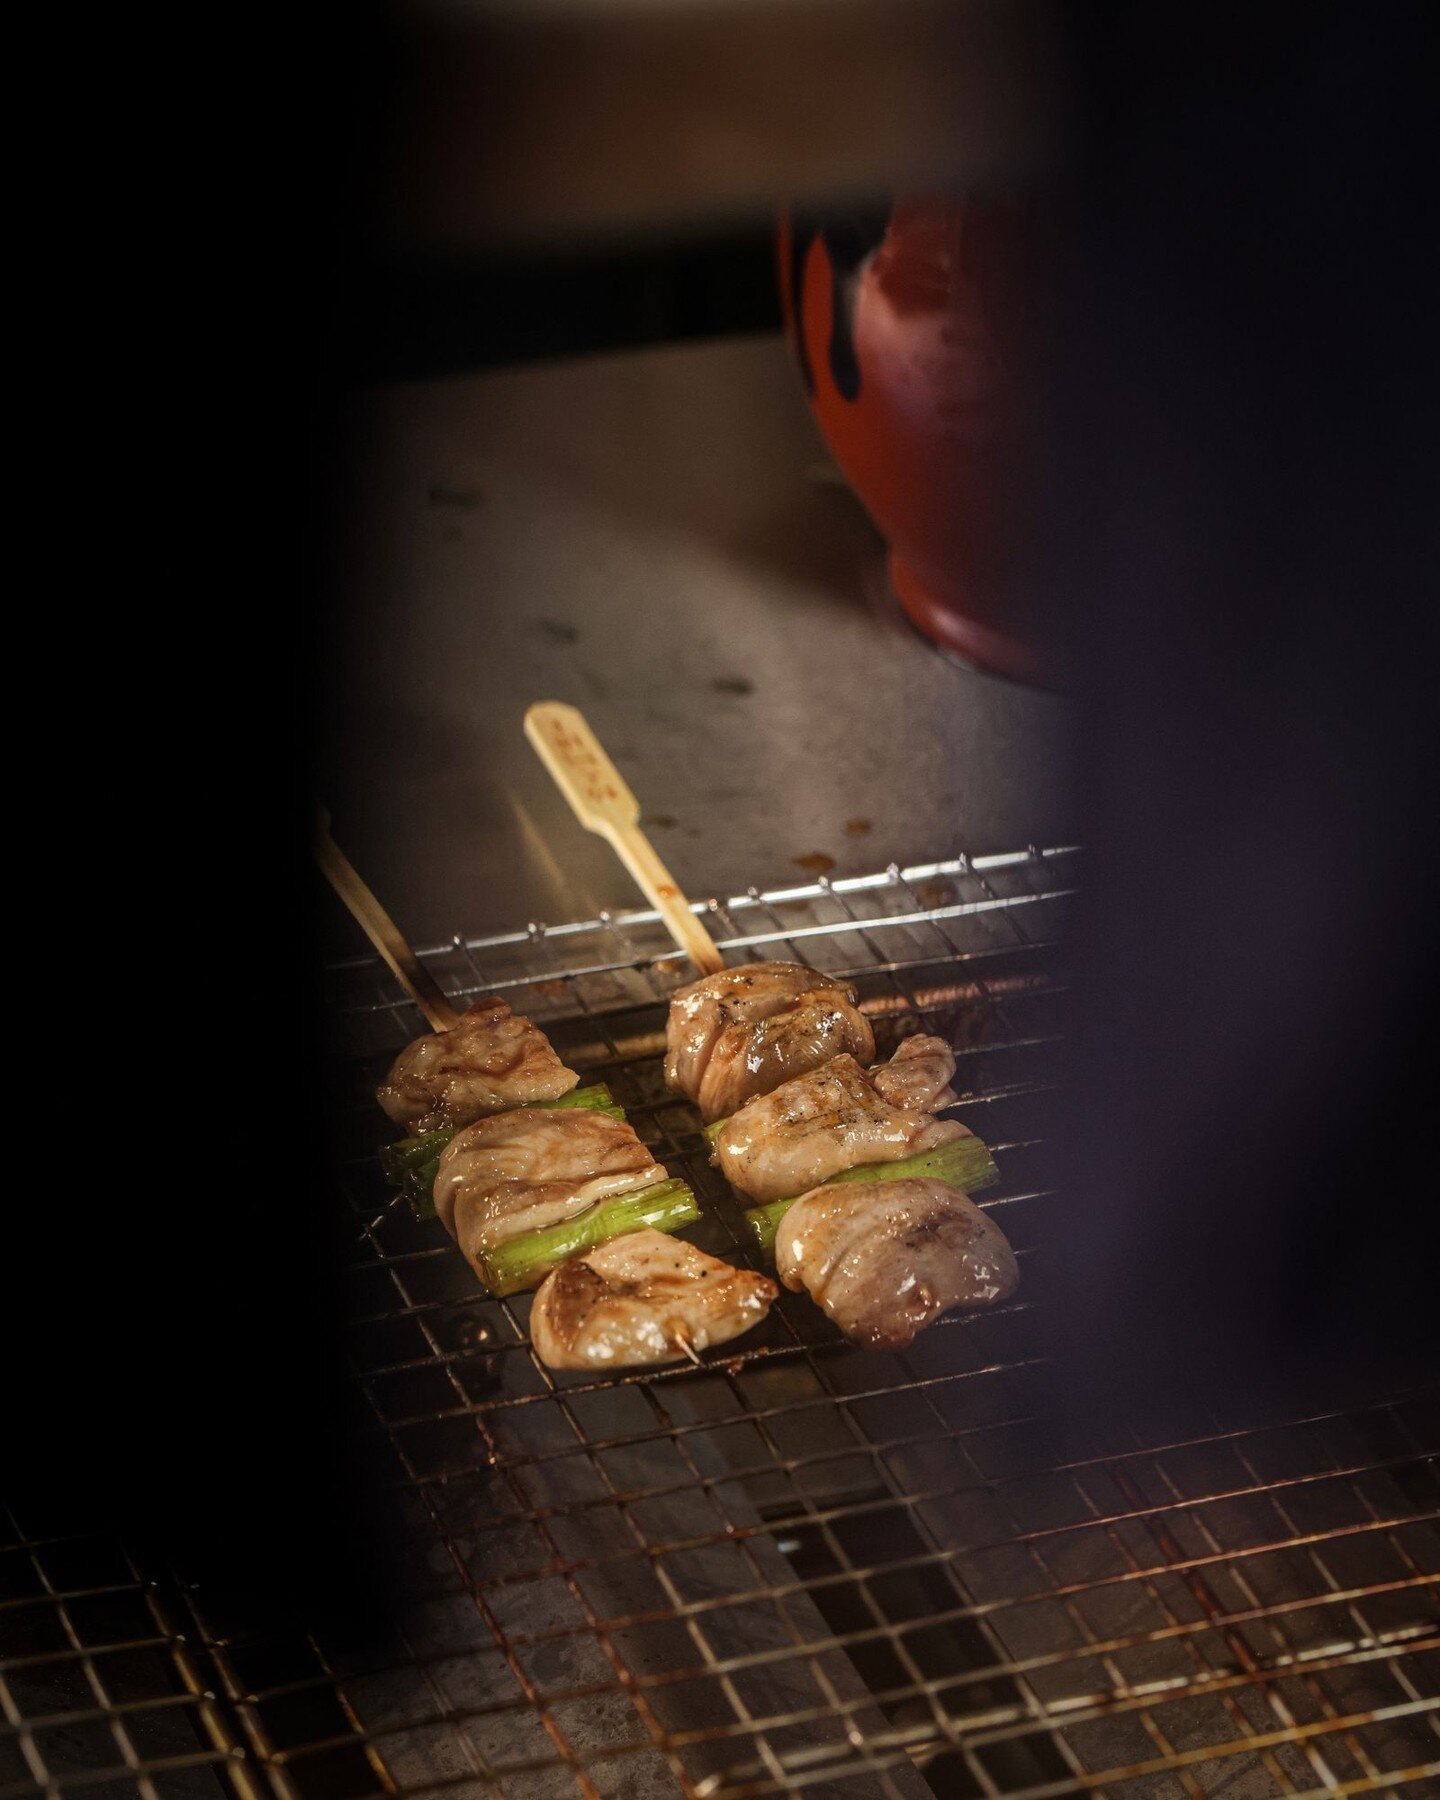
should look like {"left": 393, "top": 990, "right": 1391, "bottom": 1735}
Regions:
{"left": 325, "top": 331, "right": 1071, "bottom": 948}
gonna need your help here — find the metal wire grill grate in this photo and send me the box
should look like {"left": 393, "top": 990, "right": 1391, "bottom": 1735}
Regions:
{"left": 5, "top": 849, "right": 1437, "bottom": 1800}
{"left": 0, "top": 1511, "right": 259, "bottom": 1800}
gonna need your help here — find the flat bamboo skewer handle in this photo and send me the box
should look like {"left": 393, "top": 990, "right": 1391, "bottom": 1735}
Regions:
{"left": 525, "top": 701, "right": 726, "bottom": 976}
{"left": 314, "top": 812, "right": 460, "bottom": 1032}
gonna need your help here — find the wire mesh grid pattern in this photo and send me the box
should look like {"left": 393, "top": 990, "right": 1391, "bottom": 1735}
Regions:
{"left": 0, "top": 1519, "right": 262, "bottom": 1800}
{"left": 5, "top": 848, "right": 1437, "bottom": 1800}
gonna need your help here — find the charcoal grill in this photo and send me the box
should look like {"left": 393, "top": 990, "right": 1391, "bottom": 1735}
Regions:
{"left": 4, "top": 848, "right": 1437, "bottom": 1799}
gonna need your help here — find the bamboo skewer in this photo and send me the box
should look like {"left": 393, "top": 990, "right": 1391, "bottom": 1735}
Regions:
{"left": 525, "top": 701, "right": 726, "bottom": 976}
{"left": 314, "top": 811, "right": 460, "bottom": 1032}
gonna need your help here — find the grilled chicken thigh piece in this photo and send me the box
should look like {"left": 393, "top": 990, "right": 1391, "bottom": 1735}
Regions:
{"left": 870, "top": 1034, "right": 960, "bottom": 1112}
{"left": 665, "top": 961, "right": 874, "bottom": 1121}
{"left": 775, "top": 1177, "right": 1018, "bottom": 1351}
{"left": 714, "top": 1044, "right": 970, "bottom": 1203}
{"left": 435, "top": 1108, "right": 665, "bottom": 1270}
{"left": 530, "top": 1230, "right": 777, "bottom": 1369}
{"left": 378, "top": 999, "right": 579, "bottom": 1133}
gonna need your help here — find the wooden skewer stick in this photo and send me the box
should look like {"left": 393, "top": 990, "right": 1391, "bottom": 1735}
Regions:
{"left": 314, "top": 810, "right": 460, "bottom": 1033}
{"left": 525, "top": 701, "right": 726, "bottom": 977}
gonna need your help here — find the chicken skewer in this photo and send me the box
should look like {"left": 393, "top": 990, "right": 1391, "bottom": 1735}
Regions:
{"left": 706, "top": 1036, "right": 1000, "bottom": 1254}
{"left": 317, "top": 819, "right": 697, "bottom": 1298}
{"left": 687, "top": 1012, "right": 1018, "bottom": 1346}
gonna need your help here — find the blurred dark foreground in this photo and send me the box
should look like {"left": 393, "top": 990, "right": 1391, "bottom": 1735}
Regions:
{"left": 1033, "top": 4, "right": 1438, "bottom": 1430}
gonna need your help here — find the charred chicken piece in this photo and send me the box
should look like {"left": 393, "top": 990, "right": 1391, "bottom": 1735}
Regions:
{"left": 775, "top": 1177, "right": 1019, "bottom": 1351}
{"left": 714, "top": 1041, "right": 970, "bottom": 1203}
{"left": 530, "top": 1229, "right": 777, "bottom": 1370}
{"left": 434, "top": 1107, "right": 664, "bottom": 1272}
{"left": 665, "top": 961, "right": 874, "bottom": 1121}
{"left": 378, "top": 998, "right": 579, "bottom": 1133}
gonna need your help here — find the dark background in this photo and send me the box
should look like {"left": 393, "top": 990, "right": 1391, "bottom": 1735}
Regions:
{"left": 357, "top": 234, "right": 780, "bottom": 382}
{"left": 1038, "top": 3, "right": 1438, "bottom": 1427}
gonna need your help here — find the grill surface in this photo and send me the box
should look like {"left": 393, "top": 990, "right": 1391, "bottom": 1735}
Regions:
{"left": 5, "top": 850, "right": 1437, "bottom": 1799}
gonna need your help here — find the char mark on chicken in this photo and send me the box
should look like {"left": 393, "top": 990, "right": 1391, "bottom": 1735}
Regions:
{"left": 378, "top": 998, "right": 579, "bottom": 1133}
{"left": 713, "top": 1038, "right": 967, "bottom": 1203}
{"left": 775, "top": 1176, "right": 1019, "bottom": 1351}
{"left": 665, "top": 961, "right": 874, "bottom": 1121}
{"left": 530, "top": 1229, "right": 778, "bottom": 1369}
{"left": 434, "top": 1107, "right": 664, "bottom": 1276}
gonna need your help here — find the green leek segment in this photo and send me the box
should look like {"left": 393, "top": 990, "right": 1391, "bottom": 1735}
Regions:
{"left": 743, "top": 1135, "right": 1000, "bottom": 1258}
{"left": 477, "top": 1179, "right": 700, "bottom": 1297}
{"left": 380, "top": 1085, "right": 624, "bottom": 1219}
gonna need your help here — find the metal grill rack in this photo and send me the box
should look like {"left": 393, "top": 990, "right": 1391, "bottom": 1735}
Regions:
{"left": 5, "top": 848, "right": 1437, "bottom": 1800}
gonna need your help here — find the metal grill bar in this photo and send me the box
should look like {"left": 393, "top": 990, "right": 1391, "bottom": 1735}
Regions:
{"left": 227, "top": 1594, "right": 1434, "bottom": 1748}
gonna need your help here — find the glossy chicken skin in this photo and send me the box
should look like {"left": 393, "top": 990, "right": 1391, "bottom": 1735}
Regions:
{"left": 434, "top": 1108, "right": 663, "bottom": 1271}
{"left": 530, "top": 1229, "right": 777, "bottom": 1369}
{"left": 714, "top": 1041, "right": 970, "bottom": 1203}
{"left": 665, "top": 961, "right": 874, "bottom": 1121}
{"left": 870, "top": 1034, "right": 959, "bottom": 1111}
{"left": 775, "top": 1177, "right": 1018, "bottom": 1350}
{"left": 378, "top": 998, "right": 578, "bottom": 1133}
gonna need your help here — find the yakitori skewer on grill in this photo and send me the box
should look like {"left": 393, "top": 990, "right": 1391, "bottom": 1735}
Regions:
{"left": 662, "top": 962, "right": 1019, "bottom": 1346}
{"left": 315, "top": 815, "right": 703, "bottom": 1328}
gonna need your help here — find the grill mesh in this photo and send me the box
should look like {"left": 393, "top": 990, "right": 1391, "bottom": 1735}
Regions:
{"left": 5, "top": 850, "right": 1437, "bottom": 1799}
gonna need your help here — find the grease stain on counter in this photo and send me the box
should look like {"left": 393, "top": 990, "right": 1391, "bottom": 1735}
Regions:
{"left": 793, "top": 852, "right": 836, "bottom": 875}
